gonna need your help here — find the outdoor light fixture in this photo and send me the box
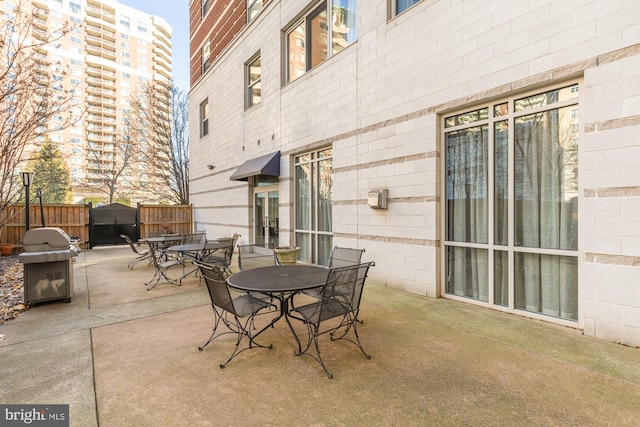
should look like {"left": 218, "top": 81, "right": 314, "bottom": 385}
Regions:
{"left": 207, "top": 164, "right": 215, "bottom": 170}
{"left": 21, "top": 171, "right": 34, "bottom": 233}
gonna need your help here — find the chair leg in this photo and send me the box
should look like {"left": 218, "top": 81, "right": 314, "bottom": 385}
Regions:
{"left": 218, "top": 316, "right": 272, "bottom": 369}
{"left": 199, "top": 306, "right": 224, "bottom": 351}
{"left": 330, "top": 312, "right": 371, "bottom": 360}
{"left": 296, "top": 323, "right": 334, "bottom": 379}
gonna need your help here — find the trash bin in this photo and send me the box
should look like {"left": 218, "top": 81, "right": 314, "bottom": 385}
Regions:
{"left": 18, "top": 227, "right": 80, "bottom": 305}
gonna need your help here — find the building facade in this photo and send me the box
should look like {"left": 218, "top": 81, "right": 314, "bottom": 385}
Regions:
{"left": 189, "top": 0, "right": 640, "bottom": 346}
{"left": 9, "top": 0, "right": 173, "bottom": 202}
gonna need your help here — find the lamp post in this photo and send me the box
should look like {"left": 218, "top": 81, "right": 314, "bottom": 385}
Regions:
{"left": 36, "top": 187, "right": 45, "bottom": 227}
{"left": 21, "top": 171, "right": 34, "bottom": 233}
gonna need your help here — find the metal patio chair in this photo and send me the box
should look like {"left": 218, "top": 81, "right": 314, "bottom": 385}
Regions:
{"left": 288, "top": 261, "right": 375, "bottom": 379}
{"left": 301, "top": 246, "right": 367, "bottom": 306}
{"left": 194, "top": 261, "right": 273, "bottom": 368}
{"left": 121, "top": 234, "right": 151, "bottom": 269}
{"left": 237, "top": 244, "right": 276, "bottom": 271}
{"left": 201, "top": 233, "right": 240, "bottom": 277}
{"left": 235, "top": 243, "right": 279, "bottom": 309}
{"left": 326, "top": 246, "right": 366, "bottom": 269}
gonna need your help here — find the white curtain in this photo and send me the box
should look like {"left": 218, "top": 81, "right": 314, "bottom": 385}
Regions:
{"left": 514, "top": 108, "right": 578, "bottom": 320}
{"left": 446, "top": 126, "right": 489, "bottom": 301}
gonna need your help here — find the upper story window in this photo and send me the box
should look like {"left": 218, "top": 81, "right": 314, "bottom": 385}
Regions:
{"left": 246, "top": 53, "right": 261, "bottom": 108}
{"left": 247, "top": 0, "right": 263, "bottom": 22}
{"left": 120, "top": 16, "right": 130, "bottom": 31}
{"left": 202, "top": 0, "right": 211, "bottom": 17}
{"left": 202, "top": 40, "right": 211, "bottom": 73}
{"left": 391, "top": 0, "right": 422, "bottom": 17}
{"left": 69, "top": 1, "right": 81, "bottom": 14}
{"left": 200, "top": 99, "right": 209, "bottom": 137}
{"left": 285, "top": 0, "right": 357, "bottom": 83}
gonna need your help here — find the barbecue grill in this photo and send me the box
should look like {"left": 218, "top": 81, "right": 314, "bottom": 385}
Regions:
{"left": 18, "top": 227, "right": 80, "bottom": 305}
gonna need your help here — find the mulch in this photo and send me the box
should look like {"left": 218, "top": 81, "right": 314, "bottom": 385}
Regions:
{"left": 0, "top": 255, "right": 28, "bottom": 325}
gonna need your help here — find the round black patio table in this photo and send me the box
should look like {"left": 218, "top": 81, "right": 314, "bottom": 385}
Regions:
{"left": 227, "top": 265, "right": 329, "bottom": 352}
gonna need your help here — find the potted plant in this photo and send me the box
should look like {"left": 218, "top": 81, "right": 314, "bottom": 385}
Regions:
{"left": 0, "top": 243, "right": 13, "bottom": 256}
{"left": 274, "top": 245, "right": 301, "bottom": 265}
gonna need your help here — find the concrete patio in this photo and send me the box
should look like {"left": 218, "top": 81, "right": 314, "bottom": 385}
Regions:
{"left": 1, "top": 246, "right": 639, "bottom": 426}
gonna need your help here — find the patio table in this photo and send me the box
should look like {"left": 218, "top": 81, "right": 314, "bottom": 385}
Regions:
{"left": 226, "top": 265, "right": 329, "bottom": 353}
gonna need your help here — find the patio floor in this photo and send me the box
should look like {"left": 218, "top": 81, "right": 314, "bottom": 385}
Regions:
{"left": 1, "top": 246, "right": 639, "bottom": 426}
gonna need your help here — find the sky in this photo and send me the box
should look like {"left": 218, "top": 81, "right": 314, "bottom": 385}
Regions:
{"left": 120, "top": 1, "right": 190, "bottom": 92}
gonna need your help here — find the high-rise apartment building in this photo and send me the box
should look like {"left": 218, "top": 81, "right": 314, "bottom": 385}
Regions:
{"left": 9, "top": 0, "right": 172, "bottom": 202}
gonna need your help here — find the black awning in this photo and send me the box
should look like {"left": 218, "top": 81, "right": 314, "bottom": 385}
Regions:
{"left": 229, "top": 151, "right": 280, "bottom": 181}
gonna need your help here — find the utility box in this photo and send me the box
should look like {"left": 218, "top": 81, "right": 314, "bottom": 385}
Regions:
{"left": 367, "top": 189, "right": 388, "bottom": 209}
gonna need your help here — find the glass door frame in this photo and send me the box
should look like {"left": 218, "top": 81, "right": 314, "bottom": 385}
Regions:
{"left": 253, "top": 184, "right": 279, "bottom": 248}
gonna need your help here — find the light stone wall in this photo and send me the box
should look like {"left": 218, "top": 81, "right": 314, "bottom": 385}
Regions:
{"left": 189, "top": 0, "right": 640, "bottom": 345}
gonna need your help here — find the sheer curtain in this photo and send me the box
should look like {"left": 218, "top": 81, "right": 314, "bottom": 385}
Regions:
{"left": 446, "top": 126, "right": 489, "bottom": 301}
{"left": 514, "top": 108, "right": 578, "bottom": 320}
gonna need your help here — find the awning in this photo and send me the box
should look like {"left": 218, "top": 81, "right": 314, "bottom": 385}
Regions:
{"left": 229, "top": 151, "right": 280, "bottom": 181}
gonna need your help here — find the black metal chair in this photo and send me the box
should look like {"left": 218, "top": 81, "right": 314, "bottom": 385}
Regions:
{"left": 121, "top": 234, "right": 151, "bottom": 269}
{"left": 235, "top": 243, "right": 279, "bottom": 308}
{"left": 237, "top": 244, "right": 276, "bottom": 271}
{"left": 181, "top": 231, "right": 206, "bottom": 244}
{"left": 289, "top": 261, "right": 375, "bottom": 379}
{"left": 201, "top": 233, "right": 240, "bottom": 277}
{"left": 195, "top": 261, "right": 273, "bottom": 368}
{"left": 326, "top": 246, "right": 366, "bottom": 269}
{"left": 301, "top": 246, "right": 367, "bottom": 304}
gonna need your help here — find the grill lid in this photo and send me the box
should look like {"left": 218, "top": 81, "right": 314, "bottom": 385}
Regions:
{"left": 23, "top": 227, "right": 71, "bottom": 252}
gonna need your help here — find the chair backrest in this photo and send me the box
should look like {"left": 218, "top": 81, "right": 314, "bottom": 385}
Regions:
{"left": 220, "top": 238, "right": 236, "bottom": 266}
{"left": 196, "top": 262, "right": 236, "bottom": 314}
{"left": 328, "top": 246, "right": 366, "bottom": 269}
{"left": 319, "top": 261, "right": 375, "bottom": 321}
{"left": 237, "top": 244, "right": 276, "bottom": 271}
{"left": 121, "top": 234, "right": 141, "bottom": 254}
{"left": 182, "top": 232, "right": 206, "bottom": 244}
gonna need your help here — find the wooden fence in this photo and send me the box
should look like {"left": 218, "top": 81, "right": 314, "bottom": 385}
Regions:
{"left": 0, "top": 204, "right": 193, "bottom": 249}
{"left": 1, "top": 204, "right": 90, "bottom": 246}
{"left": 138, "top": 204, "right": 193, "bottom": 238}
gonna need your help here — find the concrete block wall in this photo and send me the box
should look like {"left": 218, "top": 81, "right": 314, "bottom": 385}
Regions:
{"left": 189, "top": 0, "right": 640, "bottom": 345}
{"left": 582, "top": 52, "right": 640, "bottom": 346}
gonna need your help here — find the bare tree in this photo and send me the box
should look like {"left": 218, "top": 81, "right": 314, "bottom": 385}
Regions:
{"left": 129, "top": 81, "right": 189, "bottom": 205}
{"left": 0, "top": 1, "right": 78, "bottom": 239}
{"left": 78, "top": 119, "right": 136, "bottom": 204}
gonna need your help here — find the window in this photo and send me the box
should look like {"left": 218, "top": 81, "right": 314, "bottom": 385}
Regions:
{"left": 247, "top": 0, "right": 263, "bottom": 22}
{"left": 246, "top": 54, "right": 261, "bottom": 108}
{"left": 202, "top": 0, "right": 210, "bottom": 17}
{"left": 295, "top": 148, "right": 333, "bottom": 265}
{"left": 120, "top": 16, "right": 130, "bottom": 31}
{"left": 285, "top": 1, "right": 357, "bottom": 83}
{"left": 137, "top": 22, "right": 147, "bottom": 36}
{"left": 69, "top": 1, "right": 80, "bottom": 14}
{"left": 201, "top": 40, "right": 211, "bottom": 73}
{"left": 391, "top": 0, "right": 422, "bottom": 16}
{"left": 200, "top": 99, "right": 209, "bottom": 137}
{"left": 443, "top": 83, "right": 579, "bottom": 322}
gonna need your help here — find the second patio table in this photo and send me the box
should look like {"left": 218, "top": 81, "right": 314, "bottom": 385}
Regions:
{"left": 226, "top": 265, "right": 329, "bottom": 352}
